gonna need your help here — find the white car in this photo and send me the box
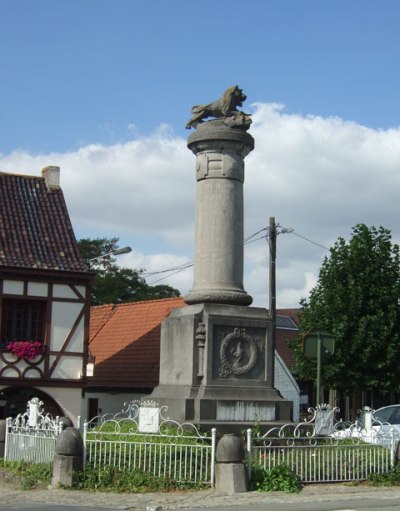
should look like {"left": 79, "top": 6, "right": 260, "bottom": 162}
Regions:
{"left": 332, "top": 405, "right": 400, "bottom": 447}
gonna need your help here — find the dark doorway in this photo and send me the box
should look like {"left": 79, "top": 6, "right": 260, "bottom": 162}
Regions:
{"left": 0, "top": 387, "right": 63, "bottom": 419}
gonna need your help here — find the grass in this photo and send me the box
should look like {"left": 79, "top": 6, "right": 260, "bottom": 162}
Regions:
{"left": 0, "top": 458, "right": 207, "bottom": 493}
{"left": 0, "top": 458, "right": 52, "bottom": 490}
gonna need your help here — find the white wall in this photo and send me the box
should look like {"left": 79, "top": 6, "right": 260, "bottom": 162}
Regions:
{"left": 39, "top": 386, "right": 83, "bottom": 427}
{"left": 83, "top": 391, "right": 151, "bottom": 422}
{"left": 274, "top": 351, "right": 300, "bottom": 421}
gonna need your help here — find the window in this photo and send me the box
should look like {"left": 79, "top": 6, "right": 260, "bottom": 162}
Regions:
{"left": 0, "top": 299, "right": 46, "bottom": 349}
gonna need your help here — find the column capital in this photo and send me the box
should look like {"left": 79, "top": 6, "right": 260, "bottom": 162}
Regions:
{"left": 187, "top": 120, "right": 254, "bottom": 157}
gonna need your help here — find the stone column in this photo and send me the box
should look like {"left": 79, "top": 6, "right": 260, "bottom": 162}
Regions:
{"left": 184, "top": 120, "right": 254, "bottom": 306}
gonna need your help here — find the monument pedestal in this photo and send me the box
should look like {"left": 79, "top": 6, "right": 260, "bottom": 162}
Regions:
{"left": 149, "top": 303, "right": 292, "bottom": 427}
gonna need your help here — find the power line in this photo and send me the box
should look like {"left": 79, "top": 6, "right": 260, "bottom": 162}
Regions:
{"left": 291, "top": 231, "right": 329, "bottom": 251}
{"left": 144, "top": 227, "right": 330, "bottom": 285}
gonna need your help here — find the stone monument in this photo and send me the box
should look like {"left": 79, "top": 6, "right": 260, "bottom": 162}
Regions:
{"left": 149, "top": 86, "right": 292, "bottom": 428}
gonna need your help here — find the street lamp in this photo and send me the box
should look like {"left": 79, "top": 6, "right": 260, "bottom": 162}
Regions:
{"left": 88, "top": 246, "right": 132, "bottom": 263}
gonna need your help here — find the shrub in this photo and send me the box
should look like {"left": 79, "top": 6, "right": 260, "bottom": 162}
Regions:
{"left": 0, "top": 459, "right": 52, "bottom": 490}
{"left": 368, "top": 464, "right": 400, "bottom": 486}
{"left": 249, "top": 464, "right": 302, "bottom": 493}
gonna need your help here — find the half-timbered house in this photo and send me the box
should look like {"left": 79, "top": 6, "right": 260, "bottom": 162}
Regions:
{"left": 0, "top": 167, "right": 92, "bottom": 424}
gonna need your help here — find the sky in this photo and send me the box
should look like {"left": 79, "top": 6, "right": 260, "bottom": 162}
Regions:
{"left": 0, "top": 0, "right": 399, "bottom": 308}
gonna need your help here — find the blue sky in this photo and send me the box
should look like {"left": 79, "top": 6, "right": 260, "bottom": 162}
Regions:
{"left": 1, "top": 0, "right": 399, "bottom": 151}
{"left": 1, "top": 0, "right": 400, "bottom": 307}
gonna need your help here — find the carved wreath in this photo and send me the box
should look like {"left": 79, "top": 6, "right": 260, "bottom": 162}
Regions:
{"left": 219, "top": 327, "right": 258, "bottom": 377}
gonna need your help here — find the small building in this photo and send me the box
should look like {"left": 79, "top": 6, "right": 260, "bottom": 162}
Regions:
{"left": 86, "top": 297, "right": 301, "bottom": 421}
{"left": 0, "top": 167, "right": 92, "bottom": 424}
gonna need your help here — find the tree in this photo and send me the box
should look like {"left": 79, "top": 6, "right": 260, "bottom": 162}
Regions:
{"left": 78, "top": 237, "right": 180, "bottom": 305}
{"left": 292, "top": 224, "right": 400, "bottom": 397}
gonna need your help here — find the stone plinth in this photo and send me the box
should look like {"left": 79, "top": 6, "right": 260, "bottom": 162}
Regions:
{"left": 184, "top": 121, "right": 254, "bottom": 306}
{"left": 149, "top": 303, "right": 292, "bottom": 427}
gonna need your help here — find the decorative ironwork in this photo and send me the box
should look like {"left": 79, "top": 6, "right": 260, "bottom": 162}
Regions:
{"left": 247, "top": 404, "right": 396, "bottom": 484}
{"left": 5, "top": 397, "right": 62, "bottom": 463}
{"left": 83, "top": 400, "right": 217, "bottom": 486}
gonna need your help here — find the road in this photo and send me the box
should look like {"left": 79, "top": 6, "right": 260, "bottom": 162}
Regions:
{"left": 1, "top": 484, "right": 400, "bottom": 511}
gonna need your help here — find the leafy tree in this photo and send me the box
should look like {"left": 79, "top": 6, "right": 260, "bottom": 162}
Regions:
{"left": 78, "top": 237, "right": 180, "bottom": 305}
{"left": 292, "top": 224, "right": 400, "bottom": 396}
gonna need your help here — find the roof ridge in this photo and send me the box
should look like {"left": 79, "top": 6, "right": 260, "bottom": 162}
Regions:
{"left": 0, "top": 171, "right": 42, "bottom": 180}
{"left": 110, "top": 296, "right": 184, "bottom": 308}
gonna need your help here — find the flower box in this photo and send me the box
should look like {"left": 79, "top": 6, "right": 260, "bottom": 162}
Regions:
{"left": 6, "top": 340, "right": 44, "bottom": 360}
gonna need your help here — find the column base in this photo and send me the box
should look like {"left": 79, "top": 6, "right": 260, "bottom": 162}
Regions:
{"left": 184, "top": 288, "right": 253, "bottom": 306}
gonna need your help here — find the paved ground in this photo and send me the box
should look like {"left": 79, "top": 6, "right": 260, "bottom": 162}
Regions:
{"left": 1, "top": 483, "right": 400, "bottom": 511}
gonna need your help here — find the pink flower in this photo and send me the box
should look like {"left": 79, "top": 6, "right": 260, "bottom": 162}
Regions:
{"left": 7, "top": 340, "right": 44, "bottom": 360}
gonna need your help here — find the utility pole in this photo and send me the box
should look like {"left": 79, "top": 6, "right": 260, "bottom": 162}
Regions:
{"left": 268, "top": 216, "right": 277, "bottom": 385}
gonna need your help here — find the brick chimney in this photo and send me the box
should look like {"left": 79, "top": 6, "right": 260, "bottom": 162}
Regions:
{"left": 42, "top": 166, "right": 61, "bottom": 190}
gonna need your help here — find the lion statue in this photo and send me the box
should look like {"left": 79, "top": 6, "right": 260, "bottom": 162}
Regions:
{"left": 185, "top": 85, "right": 252, "bottom": 130}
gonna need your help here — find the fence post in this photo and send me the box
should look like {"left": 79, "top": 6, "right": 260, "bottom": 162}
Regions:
{"left": 246, "top": 428, "right": 252, "bottom": 482}
{"left": 52, "top": 427, "right": 84, "bottom": 488}
{"left": 82, "top": 421, "right": 88, "bottom": 473}
{"left": 215, "top": 434, "right": 247, "bottom": 493}
{"left": 210, "top": 427, "right": 217, "bottom": 487}
{"left": 0, "top": 420, "right": 5, "bottom": 458}
{"left": 390, "top": 429, "right": 396, "bottom": 469}
{"left": 4, "top": 417, "right": 11, "bottom": 461}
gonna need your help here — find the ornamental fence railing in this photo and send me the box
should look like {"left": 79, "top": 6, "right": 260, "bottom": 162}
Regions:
{"left": 247, "top": 404, "right": 397, "bottom": 483}
{"left": 4, "top": 397, "right": 62, "bottom": 464}
{"left": 83, "top": 400, "right": 217, "bottom": 487}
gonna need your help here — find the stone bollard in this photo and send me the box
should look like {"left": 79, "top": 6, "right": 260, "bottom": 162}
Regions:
{"left": 52, "top": 426, "right": 83, "bottom": 488}
{"left": 215, "top": 434, "right": 247, "bottom": 494}
{"left": 0, "top": 420, "right": 5, "bottom": 458}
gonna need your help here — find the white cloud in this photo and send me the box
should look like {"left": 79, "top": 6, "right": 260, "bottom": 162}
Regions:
{"left": 2, "top": 103, "right": 400, "bottom": 308}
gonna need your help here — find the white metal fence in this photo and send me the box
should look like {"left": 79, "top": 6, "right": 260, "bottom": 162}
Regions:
{"left": 5, "top": 397, "right": 62, "bottom": 464}
{"left": 247, "top": 404, "right": 396, "bottom": 483}
{"left": 83, "top": 400, "right": 217, "bottom": 486}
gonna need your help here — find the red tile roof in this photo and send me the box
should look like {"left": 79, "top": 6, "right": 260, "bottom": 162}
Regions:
{"left": 88, "top": 298, "right": 300, "bottom": 389}
{"left": 88, "top": 297, "right": 186, "bottom": 388}
{"left": 0, "top": 171, "right": 88, "bottom": 272}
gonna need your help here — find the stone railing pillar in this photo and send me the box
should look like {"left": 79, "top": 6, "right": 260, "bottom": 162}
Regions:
{"left": 215, "top": 433, "right": 247, "bottom": 493}
{"left": 52, "top": 426, "right": 83, "bottom": 488}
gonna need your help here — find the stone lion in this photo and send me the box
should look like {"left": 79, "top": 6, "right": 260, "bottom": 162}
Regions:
{"left": 185, "top": 85, "right": 251, "bottom": 130}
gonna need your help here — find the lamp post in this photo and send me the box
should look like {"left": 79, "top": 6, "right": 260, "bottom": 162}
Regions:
{"left": 88, "top": 246, "right": 132, "bottom": 264}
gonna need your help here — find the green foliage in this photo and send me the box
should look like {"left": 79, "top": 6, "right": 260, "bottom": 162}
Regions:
{"left": 77, "top": 237, "right": 180, "bottom": 305}
{"left": 72, "top": 465, "right": 193, "bottom": 492}
{"left": 84, "top": 421, "right": 212, "bottom": 488}
{"left": 0, "top": 459, "right": 52, "bottom": 490}
{"left": 292, "top": 224, "right": 400, "bottom": 395}
{"left": 87, "top": 420, "right": 207, "bottom": 445}
{"left": 249, "top": 464, "right": 301, "bottom": 493}
{"left": 368, "top": 463, "right": 400, "bottom": 486}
